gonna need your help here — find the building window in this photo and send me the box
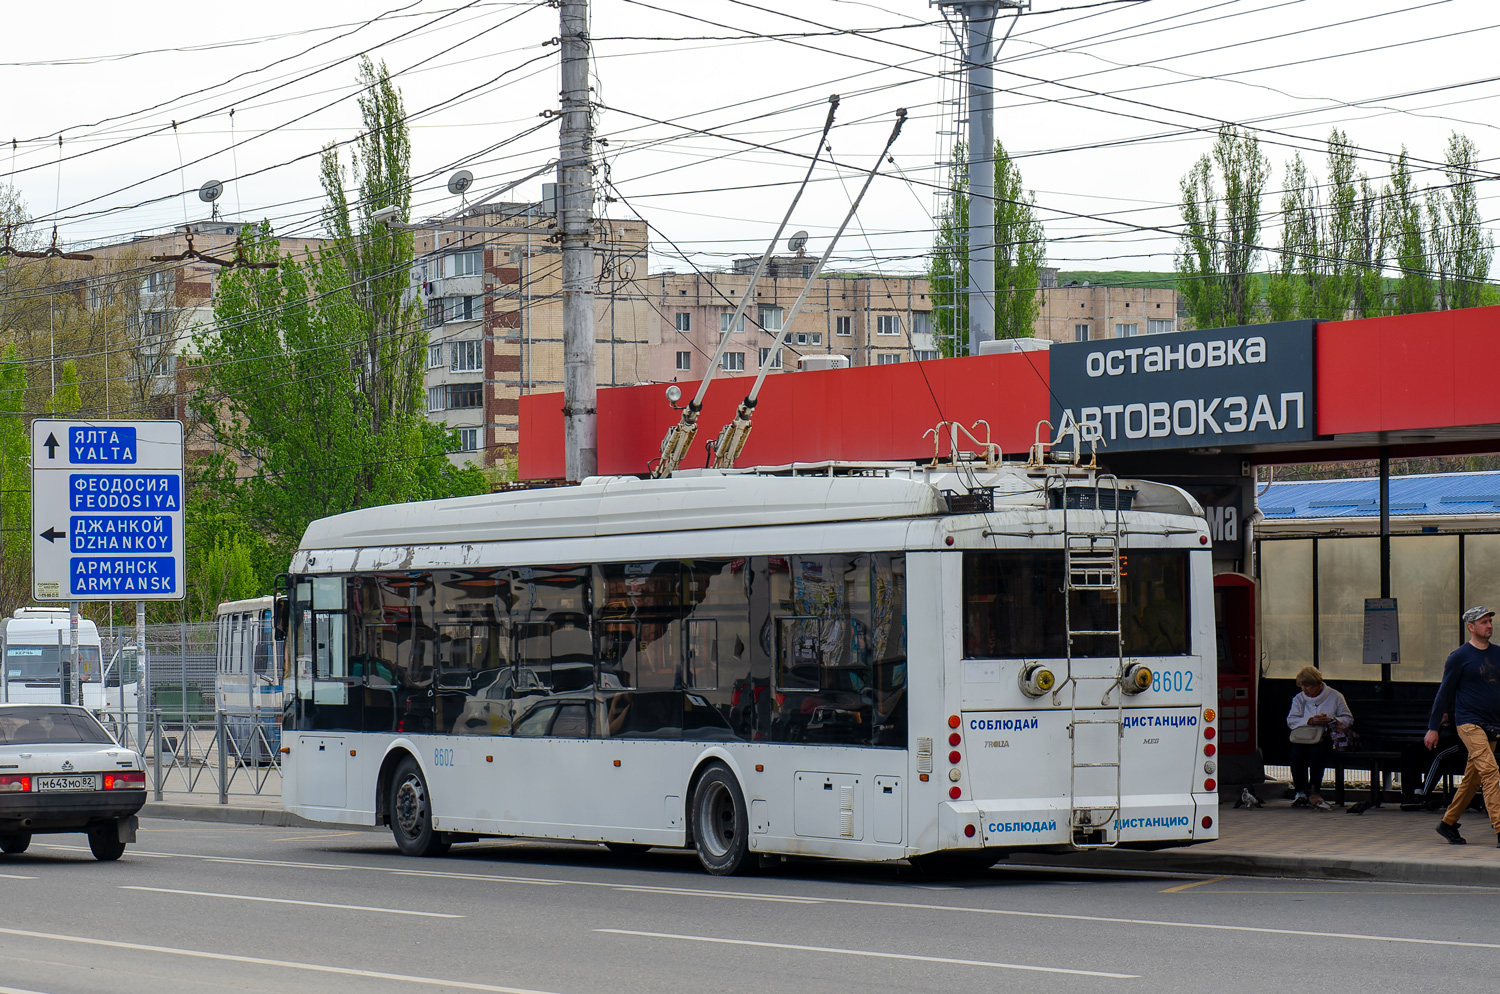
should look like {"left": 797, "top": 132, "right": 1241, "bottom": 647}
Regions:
{"left": 911, "top": 312, "right": 932, "bottom": 337}
{"left": 427, "top": 301, "right": 444, "bottom": 329}
{"left": 720, "top": 312, "right": 745, "bottom": 335}
{"left": 801, "top": 264, "right": 812, "bottom": 278}
{"left": 759, "top": 347, "right": 782, "bottom": 369}
{"left": 448, "top": 383, "right": 483, "bottom": 409}
{"left": 1148, "top": 318, "right": 1174, "bottom": 335}
{"left": 142, "top": 270, "right": 174, "bottom": 294}
{"left": 675, "top": 351, "right": 691, "bottom": 371}
{"left": 876, "top": 353, "right": 901, "bottom": 365}
{"left": 141, "top": 311, "right": 170, "bottom": 337}
{"left": 444, "top": 250, "right": 482, "bottom": 277}
{"left": 451, "top": 340, "right": 483, "bottom": 372}
{"left": 445, "top": 296, "right": 476, "bottom": 322}
{"left": 794, "top": 331, "right": 823, "bottom": 346}
{"left": 1074, "top": 323, "right": 1090, "bottom": 342}
{"left": 675, "top": 312, "right": 691, "bottom": 333}
{"left": 876, "top": 315, "right": 901, "bottom": 336}
{"left": 1116, "top": 322, "right": 1139, "bottom": 338}
{"left": 427, "top": 386, "right": 446, "bottom": 412}
{"left": 913, "top": 350, "right": 939, "bottom": 362}
{"left": 454, "top": 427, "right": 480, "bottom": 452}
{"left": 721, "top": 352, "right": 746, "bottom": 372}
{"left": 758, "top": 306, "right": 784, "bottom": 334}
{"left": 427, "top": 344, "right": 444, "bottom": 368}
{"left": 836, "top": 316, "right": 852, "bottom": 337}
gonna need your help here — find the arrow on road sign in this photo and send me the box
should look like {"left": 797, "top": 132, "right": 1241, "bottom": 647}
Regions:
{"left": 39, "top": 526, "right": 66, "bottom": 543}
{"left": 43, "top": 433, "right": 59, "bottom": 459}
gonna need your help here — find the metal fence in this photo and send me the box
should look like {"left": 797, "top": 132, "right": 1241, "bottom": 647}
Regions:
{"left": 95, "top": 619, "right": 282, "bottom": 803}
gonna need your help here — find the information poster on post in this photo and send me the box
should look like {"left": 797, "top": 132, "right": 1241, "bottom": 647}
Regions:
{"left": 1362, "top": 597, "right": 1400, "bottom": 665}
{"left": 30, "top": 420, "right": 185, "bottom": 602}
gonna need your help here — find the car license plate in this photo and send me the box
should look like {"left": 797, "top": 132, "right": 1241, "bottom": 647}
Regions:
{"left": 36, "top": 775, "right": 100, "bottom": 792}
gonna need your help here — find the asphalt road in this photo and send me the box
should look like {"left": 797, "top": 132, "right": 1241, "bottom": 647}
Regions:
{"left": 0, "top": 819, "right": 1495, "bottom": 994}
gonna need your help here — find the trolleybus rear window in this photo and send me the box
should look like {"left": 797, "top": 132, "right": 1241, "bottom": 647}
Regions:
{"left": 962, "top": 550, "right": 1189, "bottom": 658}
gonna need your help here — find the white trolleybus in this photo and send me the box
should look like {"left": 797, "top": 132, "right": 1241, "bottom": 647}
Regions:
{"left": 215, "top": 596, "right": 285, "bottom": 761}
{"left": 1, "top": 608, "right": 135, "bottom": 714}
{"left": 277, "top": 461, "right": 1219, "bottom": 875}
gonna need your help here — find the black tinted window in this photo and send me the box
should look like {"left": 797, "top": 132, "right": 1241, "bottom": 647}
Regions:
{"left": 0, "top": 707, "right": 114, "bottom": 745}
{"left": 963, "top": 550, "right": 1190, "bottom": 658}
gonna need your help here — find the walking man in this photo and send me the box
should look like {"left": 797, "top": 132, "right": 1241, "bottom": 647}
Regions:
{"left": 1426, "top": 606, "right": 1500, "bottom": 845}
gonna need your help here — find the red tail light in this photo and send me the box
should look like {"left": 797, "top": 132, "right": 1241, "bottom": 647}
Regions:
{"left": 949, "top": 786, "right": 962, "bottom": 800}
{"left": 1204, "top": 743, "right": 1216, "bottom": 756}
{"left": 1202, "top": 815, "right": 1213, "bottom": 829}
{"left": 0, "top": 775, "right": 31, "bottom": 793}
{"left": 104, "top": 771, "right": 146, "bottom": 790}
{"left": 1203, "top": 778, "right": 1217, "bottom": 792}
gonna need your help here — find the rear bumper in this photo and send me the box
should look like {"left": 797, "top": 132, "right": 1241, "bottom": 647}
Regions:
{"left": 938, "top": 793, "right": 1216, "bottom": 850}
{"left": 0, "top": 789, "right": 147, "bottom": 833}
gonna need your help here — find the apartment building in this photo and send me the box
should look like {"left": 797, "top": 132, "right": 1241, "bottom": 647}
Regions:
{"left": 1033, "top": 279, "right": 1179, "bottom": 343}
{"left": 654, "top": 257, "right": 937, "bottom": 382}
{"left": 411, "top": 205, "right": 653, "bottom": 469}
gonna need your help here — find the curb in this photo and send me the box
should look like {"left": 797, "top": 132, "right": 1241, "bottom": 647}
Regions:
{"left": 1010, "top": 847, "right": 1500, "bottom": 888}
{"left": 142, "top": 802, "right": 333, "bottom": 830}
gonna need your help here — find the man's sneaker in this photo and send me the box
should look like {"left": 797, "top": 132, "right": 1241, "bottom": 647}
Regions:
{"left": 1291, "top": 792, "right": 1309, "bottom": 807}
{"left": 1436, "top": 820, "right": 1466, "bottom": 845}
{"left": 1312, "top": 798, "right": 1332, "bottom": 811}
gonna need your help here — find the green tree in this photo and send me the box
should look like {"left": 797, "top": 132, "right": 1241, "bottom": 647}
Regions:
{"left": 1177, "top": 125, "right": 1270, "bottom": 329}
{"left": 929, "top": 139, "right": 1047, "bottom": 354}
{"left": 1428, "top": 132, "right": 1495, "bottom": 311}
{"left": 0, "top": 345, "right": 30, "bottom": 615}
{"left": 1383, "top": 149, "right": 1434, "bottom": 315}
{"left": 194, "top": 59, "right": 485, "bottom": 584}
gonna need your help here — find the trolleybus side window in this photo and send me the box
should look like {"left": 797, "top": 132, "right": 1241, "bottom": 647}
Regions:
{"left": 961, "top": 550, "right": 1190, "bottom": 659}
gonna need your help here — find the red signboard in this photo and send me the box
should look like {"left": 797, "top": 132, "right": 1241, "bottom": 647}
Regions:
{"left": 519, "top": 352, "right": 1053, "bottom": 479}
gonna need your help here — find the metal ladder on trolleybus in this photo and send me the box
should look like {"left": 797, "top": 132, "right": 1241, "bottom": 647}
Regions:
{"left": 1055, "top": 473, "right": 1127, "bottom": 849}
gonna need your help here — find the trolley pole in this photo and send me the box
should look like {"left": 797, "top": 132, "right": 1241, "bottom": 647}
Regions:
{"left": 559, "top": 0, "right": 597, "bottom": 481}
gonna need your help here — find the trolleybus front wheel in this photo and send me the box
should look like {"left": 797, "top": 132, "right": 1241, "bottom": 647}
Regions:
{"left": 691, "top": 764, "right": 755, "bottom": 876}
{"left": 390, "top": 756, "right": 451, "bottom": 858}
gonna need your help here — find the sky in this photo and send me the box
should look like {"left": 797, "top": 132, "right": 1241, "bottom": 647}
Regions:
{"left": 2, "top": 0, "right": 1497, "bottom": 279}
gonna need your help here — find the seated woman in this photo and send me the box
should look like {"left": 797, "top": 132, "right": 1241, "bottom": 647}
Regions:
{"left": 1286, "top": 666, "right": 1354, "bottom": 810}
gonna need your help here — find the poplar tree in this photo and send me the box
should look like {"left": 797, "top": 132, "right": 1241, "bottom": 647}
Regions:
{"left": 1177, "top": 126, "right": 1269, "bottom": 329}
{"left": 929, "top": 139, "right": 1047, "bottom": 354}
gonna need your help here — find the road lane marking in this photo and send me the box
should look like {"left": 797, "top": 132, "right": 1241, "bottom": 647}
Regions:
{"left": 0, "top": 926, "right": 565, "bottom": 994}
{"left": 106, "top": 847, "right": 1500, "bottom": 951}
{"left": 0, "top": 874, "right": 36, "bottom": 880}
{"left": 609, "top": 885, "right": 822, "bottom": 904}
{"left": 118, "top": 886, "right": 463, "bottom": 918}
{"left": 595, "top": 929, "right": 1139, "bottom": 978}
{"left": 0, "top": 986, "right": 57, "bottom": 994}
{"left": 1161, "top": 875, "right": 1227, "bottom": 893}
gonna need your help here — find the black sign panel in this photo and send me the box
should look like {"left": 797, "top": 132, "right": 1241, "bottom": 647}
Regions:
{"left": 1049, "top": 320, "right": 1316, "bottom": 453}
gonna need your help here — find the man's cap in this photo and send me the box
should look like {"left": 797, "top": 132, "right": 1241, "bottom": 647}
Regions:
{"left": 1463, "top": 606, "right": 1495, "bottom": 625}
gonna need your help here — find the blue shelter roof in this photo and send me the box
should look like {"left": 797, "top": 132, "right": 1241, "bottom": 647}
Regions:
{"left": 1258, "top": 471, "right": 1500, "bottom": 519}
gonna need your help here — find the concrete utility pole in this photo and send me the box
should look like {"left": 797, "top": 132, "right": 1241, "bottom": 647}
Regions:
{"left": 936, "top": 1, "right": 1028, "bottom": 353}
{"left": 559, "top": 0, "right": 597, "bottom": 481}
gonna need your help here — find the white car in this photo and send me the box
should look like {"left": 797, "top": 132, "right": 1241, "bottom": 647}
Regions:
{"left": 0, "top": 704, "right": 146, "bottom": 860}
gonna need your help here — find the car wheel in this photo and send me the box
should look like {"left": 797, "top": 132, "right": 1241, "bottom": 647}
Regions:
{"left": 390, "top": 756, "right": 450, "bottom": 857}
{"left": 87, "top": 824, "right": 127, "bottom": 862}
{"left": 691, "top": 764, "right": 754, "bottom": 876}
{"left": 0, "top": 833, "right": 31, "bottom": 855}
{"left": 908, "top": 849, "right": 1004, "bottom": 879}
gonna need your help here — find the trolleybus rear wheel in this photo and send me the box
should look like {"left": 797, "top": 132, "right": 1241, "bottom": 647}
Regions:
{"left": 390, "top": 757, "right": 451, "bottom": 857}
{"left": 691, "top": 764, "right": 755, "bottom": 876}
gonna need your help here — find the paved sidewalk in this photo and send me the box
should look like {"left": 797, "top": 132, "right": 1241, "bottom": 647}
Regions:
{"left": 141, "top": 786, "right": 1500, "bottom": 885}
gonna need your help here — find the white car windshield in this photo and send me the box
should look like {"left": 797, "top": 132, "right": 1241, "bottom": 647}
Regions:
{"left": 0, "top": 707, "right": 114, "bottom": 746}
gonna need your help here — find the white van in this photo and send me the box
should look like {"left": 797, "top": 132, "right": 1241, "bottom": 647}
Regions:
{"left": 0, "top": 608, "right": 135, "bottom": 714}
